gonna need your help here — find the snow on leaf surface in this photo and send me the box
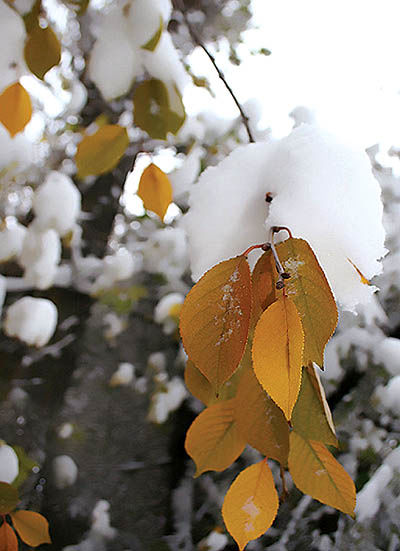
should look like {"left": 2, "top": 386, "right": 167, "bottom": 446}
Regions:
{"left": 276, "top": 238, "right": 338, "bottom": 368}
{"left": 75, "top": 125, "right": 129, "bottom": 179}
{"left": 288, "top": 431, "right": 356, "bottom": 516}
{"left": 10, "top": 510, "right": 51, "bottom": 546}
{"left": 222, "top": 460, "right": 279, "bottom": 551}
{"left": 180, "top": 256, "right": 252, "bottom": 392}
{"left": 184, "top": 398, "right": 246, "bottom": 476}
{"left": 0, "top": 82, "right": 32, "bottom": 137}
{"left": 137, "top": 163, "right": 172, "bottom": 221}
{"left": 252, "top": 295, "right": 304, "bottom": 420}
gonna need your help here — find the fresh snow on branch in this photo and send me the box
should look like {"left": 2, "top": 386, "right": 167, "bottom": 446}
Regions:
{"left": 4, "top": 296, "right": 58, "bottom": 347}
{"left": 184, "top": 124, "right": 386, "bottom": 311}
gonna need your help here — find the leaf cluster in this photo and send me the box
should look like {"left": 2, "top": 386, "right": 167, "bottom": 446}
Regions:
{"left": 180, "top": 237, "right": 356, "bottom": 549}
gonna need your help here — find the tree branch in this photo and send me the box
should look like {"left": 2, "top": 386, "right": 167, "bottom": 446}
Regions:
{"left": 175, "top": 0, "right": 255, "bottom": 143}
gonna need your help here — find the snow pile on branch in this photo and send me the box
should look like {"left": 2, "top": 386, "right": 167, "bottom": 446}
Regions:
{"left": 0, "top": 442, "right": 19, "bottom": 484}
{"left": 0, "top": 1, "right": 27, "bottom": 91}
{"left": 88, "top": 0, "right": 187, "bottom": 101}
{"left": 33, "top": 171, "right": 81, "bottom": 237}
{"left": 4, "top": 296, "right": 58, "bottom": 347}
{"left": 0, "top": 219, "right": 26, "bottom": 262}
{"left": 184, "top": 124, "right": 386, "bottom": 311}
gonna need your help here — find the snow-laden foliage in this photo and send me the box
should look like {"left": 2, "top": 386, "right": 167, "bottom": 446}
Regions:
{"left": 184, "top": 124, "right": 386, "bottom": 311}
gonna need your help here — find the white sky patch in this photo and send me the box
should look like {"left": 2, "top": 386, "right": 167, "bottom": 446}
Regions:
{"left": 187, "top": 0, "right": 400, "bottom": 150}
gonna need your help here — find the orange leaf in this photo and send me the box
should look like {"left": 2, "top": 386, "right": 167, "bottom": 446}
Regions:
{"left": 180, "top": 256, "right": 252, "bottom": 392}
{"left": 222, "top": 460, "right": 279, "bottom": 551}
{"left": 235, "top": 367, "right": 289, "bottom": 465}
{"left": 184, "top": 358, "right": 244, "bottom": 406}
{"left": 347, "top": 258, "right": 370, "bottom": 285}
{"left": 0, "top": 483, "right": 18, "bottom": 515}
{"left": 184, "top": 398, "right": 246, "bottom": 476}
{"left": 252, "top": 295, "right": 304, "bottom": 420}
{"left": 275, "top": 238, "right": 338, "bottom": 368}
{"left": 288, "top": 432, "right": 356, "bottom": 516}
{"left": 24, "top": 24, "right": 61, "bottom": 80}
{"left": 0, "top": 521, "right": 18, "bottom": 551}
{"left": 137, "top": 163, "right": 172, "bottom": 221}
{"left": 75, "top": 124, "right": 129, "bottom": 179}
{"left": 292, "top": 364, "right": 337, "bottom": 446}
{"left": 0, "top": 82, "right": 32, "bottom": 137}
{"left": 10, "top": 510, "right": 51, "bottom": 547}
{"left": 251, "top": 251, "right": 276, "bottom": 325}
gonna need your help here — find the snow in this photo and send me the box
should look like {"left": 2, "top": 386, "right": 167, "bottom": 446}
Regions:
{"left": 0, "top": 442, "right": 19, "bottom": 484}
{"left": 356, "top": 463, "right": 393, "bottom": 522}
{"left": 109, "top": 362, "right": 135, "bottom": 387}
{"left": 373, "top": 337, "right": 400, "bottom": 376}
{"left": 33, "top": 171, "right": 81, "bottom": 237}
{"left": 374, "top": 376, "right": 400, "bottom": 415}
{"left": 0, "top": 124, "right": 33, "bottom": 170}
{"left": 198, "top": 530, "right": 229, "bottom": 551}
{"left": 88, "top": 10, "right": 142, "bottom": 101}
{"left": 4, "top": 296, "right": 58, "bottom": 347}
{"left": 0, "top": 1, "right": 27, "bottom": 91}
{"left": 52, "top": 454, "right": 78, "bottom": 489}
{"left": 92, "top": 248, "right": 136, "bottom": 292}
{"left": 184, "top": 124, "right": 386, "bottom": 311}
{"left": 148, "top": 376, "right": 188, "bottom": 423}
{"left": 154, "top": 292, "right": 184, "bottom": 334}
{"left": 127, "top": 0, "right": 170, "bottom": 48}
{"left": 62, "top": 500, "right": 116, "bottom": 551}
{"left": 143, "top": 227, "right": 189, "bottom": 281}
{"left": 0, "top": 219, "right": 26, "bottom": 262}
{"left": 169, "top": 146, "right": 203, "bottom": 205}
{"left": 19, "top": 227, "right": 61, "bottom": 290}
{"left": 58, "top": 423, "right": 74, "bottom": 439}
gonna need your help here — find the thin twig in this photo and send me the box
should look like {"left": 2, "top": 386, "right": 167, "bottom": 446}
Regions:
{"left": 175, "top": 0, "right": 255, "bottom": 143}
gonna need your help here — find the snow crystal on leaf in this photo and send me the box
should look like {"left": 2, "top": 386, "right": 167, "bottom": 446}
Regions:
{"left": 184, "top": 124, "right": 386, "bottom": 311}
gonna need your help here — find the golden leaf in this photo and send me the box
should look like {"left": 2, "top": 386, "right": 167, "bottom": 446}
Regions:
{"left": 137, "top": 163, "right": 172, "bottom": 220}
{"left": 0, "top": 83, "right": 32, "bottom": 137}
{"left": 184, "top": 398, "right": 246, "bottom": 476}
{"left": 10, "top": 510, "right": 51, "bottom": 547}
{"left": 180, "top": 256, "right": 252, "bottom": 392}
{"left": 252, "top": 295, "right": 304, "bottom": 420}
{"left": 275, "top": 238, "right": 338, "bottom": 368}
{"left": 75, "top": 125, "right": 129, "bottom": 179}
{"left": 235, "top": 367, "right": 289, "bottom": 465}
{"left": 0, "top": 483, "right": 18, "bottom": 515}
{"left": 251, "top": 251, "right": 276, "bottom": 327}
{"left": 292, "top": 364, "right": 338, "bottom": 446}
{"left": 0, "top": 521, "right": 18, "bottom": 551}
{"left": 222, "top": 460, "right": 279, "bottom": 551}
{"left": 288, "top": 431, "right": 356, "bottom": 516}
{"left": 24, "top": 25, "right": 61, "bottom": 80}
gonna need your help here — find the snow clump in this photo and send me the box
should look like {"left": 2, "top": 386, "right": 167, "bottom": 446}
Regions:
{"left": 52, "top": 454, "right": 78, "bottom": 489}
{"left": 19, "top": 227, "right": 61, "bottom": 289}
{"left": 0, "top": 219, "right": 26, "bottom": 262}
{"left": 184, "top": 124, "right": 386, "bottom": 311}
{"left": 0, "top": 2, "right": 27, "bottom": 91}
{"left": 154, "top": 292, "right": 184, "bottom": 334}
{"left": 32, "top": 171, "right": 81, "bottom": 237}
{"left": 0, "top": 442, "right": 19, "bottom": 484}
{"left": 4, "top": 296, "right": 58, "bottom": 347}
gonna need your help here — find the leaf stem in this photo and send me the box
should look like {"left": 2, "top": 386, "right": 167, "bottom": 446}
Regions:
{"left": 175, "top": 0, "right": 255, "bottom": 143}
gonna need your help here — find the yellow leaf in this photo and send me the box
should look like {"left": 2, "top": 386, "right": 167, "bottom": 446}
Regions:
{"left": 141, "top": 17, "right": 163, "bottom": 51}
{"left": 288, "top": 432, "right": 356, "bottom": 516}
{"left": 0, "top": 83, "right": 32, "bottom": 137}
{"left": 235, "top": 367, "right": 289, "bottom": 465}
{"left": 0, "top": 483, "right": 18, "bottom": 515}
{"left": 222, "top": 460, "right": 279, "bottom": 551}
{"left": 75, "top": 125, "right": 129, "bottom": 179}
{"left": 347, "top": 258, "right": 370, "bottom": 285}
{"left": 137, "top": 163, "right": 172, "bottom": 220}
{"left": 10, "top": 510, "right": 51, "bottom": 547}
{"left": 180, "top": 256, "right": 252, "bottom": 392}
{"left": 252, "top": 295, "right": 304, "bottom": 420}
{"left": 184, "top": 358, "right": 244, "bottom": 406}
{"left": 184, "top": 399, "right": 246, "bottom": 476}
{"left": 275, "top": 238, "right": 338, "bottom": 368}
{"left": 133, "top": 79, "right": 185, "bottom": 140}
{"left": 292, "top": 364, "right": 338, "bottom": 447}
{"left": 251, "top": 251, "right": 276, "bottom": 327}
{"left": 24, "top": 25, "right": 61, "bottom": 80}
{"left": 0, "top": 521, "right": 18, "bottom": 551}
